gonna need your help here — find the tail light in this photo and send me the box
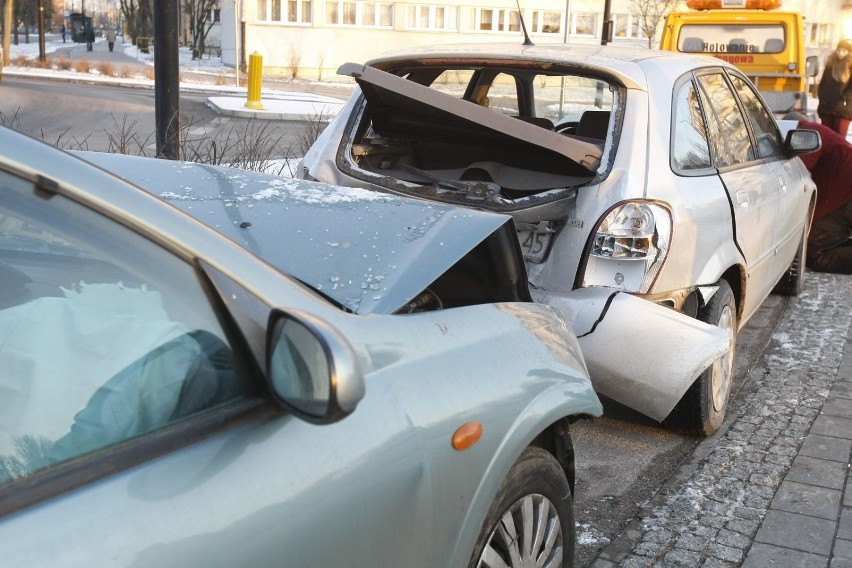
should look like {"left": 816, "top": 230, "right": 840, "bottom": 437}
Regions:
{"left": 581, "top": 201, "right": 672, "bottom": 293}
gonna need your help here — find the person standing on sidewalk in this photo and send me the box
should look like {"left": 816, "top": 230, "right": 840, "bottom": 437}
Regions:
{"left": 107, "top": 29, "right": 116, "bottom": 53}
{"left": 817, "top": 39, "right": 852, "bottom": 137}
{"left": 782, "top": 114, "right": 852, "bottom": 274}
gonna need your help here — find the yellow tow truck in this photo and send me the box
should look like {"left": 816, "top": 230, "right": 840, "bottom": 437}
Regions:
{"left": 660, "top": 0, "right": 819, "bottom": 115}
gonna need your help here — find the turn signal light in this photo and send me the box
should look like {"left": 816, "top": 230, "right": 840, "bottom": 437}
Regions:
{"left": 452, "top": 422, "right": 483, "bottom": 451}
{"left": 686, "top": 0, "right": 782, "bottom": 9}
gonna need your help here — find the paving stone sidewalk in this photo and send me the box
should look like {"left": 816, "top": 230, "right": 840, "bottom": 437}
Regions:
{"left": 590, "top": 272, "right": 852, "bottom": 568}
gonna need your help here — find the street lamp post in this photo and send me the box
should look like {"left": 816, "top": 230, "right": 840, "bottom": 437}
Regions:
{"left": 601, "top": 0, "right": 612, "bottom": 45}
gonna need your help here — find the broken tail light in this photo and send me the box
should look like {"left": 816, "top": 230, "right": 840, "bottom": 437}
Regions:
{"left": 581, "top": 201, "right": 672, "bottom": 293}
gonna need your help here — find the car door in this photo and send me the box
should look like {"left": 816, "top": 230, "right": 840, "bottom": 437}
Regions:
{"left": 0, "top": 166, "right": 428, "bottom": 568}
{"left": 727, "top": 71, "right": 811, "bottom": 275}
{"left": 694, "top": 70, "right": 780, "bottom": 318}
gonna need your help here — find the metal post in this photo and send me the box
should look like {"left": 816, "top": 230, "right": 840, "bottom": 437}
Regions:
{"left": 234, "top": 0, "right": 240, "bottom": 87}
{"left": 601, "top": 0, "right": 612, "bottom": 46}
{"left": 245, "top": 51, "right": 264, "bottom": 109}
{"left": 153, "top": 0, "right": 181, "bottom": 159}
{"left": 37, "top": 0, "right": 46, "bottom": 62}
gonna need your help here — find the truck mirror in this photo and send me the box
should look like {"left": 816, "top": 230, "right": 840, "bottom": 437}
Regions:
{"left": 805, "top": 56, "right": 819, "bottom": 77}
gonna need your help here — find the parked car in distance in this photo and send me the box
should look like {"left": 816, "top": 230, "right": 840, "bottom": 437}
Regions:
{"left": 0, "top": 126, "right": 603, "bottom": 568}
{"left": 301, "top": 42, "right": 821, "bottom": 436}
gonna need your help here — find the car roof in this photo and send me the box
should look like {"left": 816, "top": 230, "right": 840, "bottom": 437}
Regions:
{"left": 365, "top": 42, "right": 734, "bottom": 91}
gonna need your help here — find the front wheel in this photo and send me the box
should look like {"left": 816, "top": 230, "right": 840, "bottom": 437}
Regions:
{"left": 668, "top": 280, "right": 737, "bottom": 437}
{"left": 470, "top": 447, "right": 574, "bottom": 568}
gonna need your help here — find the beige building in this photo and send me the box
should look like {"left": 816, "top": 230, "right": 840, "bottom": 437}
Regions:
{"left": 218, "top": 0, "right": 852, "bottom": 80}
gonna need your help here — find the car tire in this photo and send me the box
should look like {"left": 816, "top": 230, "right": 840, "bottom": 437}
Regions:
{"left": 773, "top": 223, "right": 807, "bottom": 296}
{"left": 469, "top": 446, "right": 574, "bottom": 568}
{"left": 668, "top": 280, "right": 737, "bottom": 437}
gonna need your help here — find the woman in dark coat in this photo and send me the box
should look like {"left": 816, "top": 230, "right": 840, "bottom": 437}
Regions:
{"left": 817, "top": 39, "right": 852, "bottom": 137}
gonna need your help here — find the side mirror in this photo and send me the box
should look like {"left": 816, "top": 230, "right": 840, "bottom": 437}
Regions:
{"left": 266, "top": 310, "right": 365, "bottom": 424}
{"left": 805, "top": 55, "right": 819, "bottom": 77}
{"left": 784, "top": 128, "right": 821, "bottom": 157}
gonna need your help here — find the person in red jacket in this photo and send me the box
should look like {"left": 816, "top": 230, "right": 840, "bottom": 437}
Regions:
{"left": 782, "top": 116, "right": 852, "bottom": 274}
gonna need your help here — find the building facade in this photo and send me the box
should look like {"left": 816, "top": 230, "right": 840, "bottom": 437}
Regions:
{"left": 218, "top": 0, "right": 852, "bottom": 80}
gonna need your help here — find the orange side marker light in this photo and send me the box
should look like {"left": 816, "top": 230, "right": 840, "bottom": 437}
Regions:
{"left": 452, "top": 422, "right": 483, "bottom": 451}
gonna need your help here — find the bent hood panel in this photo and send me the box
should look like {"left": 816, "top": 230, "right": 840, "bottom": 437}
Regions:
{"left": 338, "top": 63, "right": 603, "bottom": 174}
{"left": 542, "top": 288, "right": 730, "bottom": 421}
{"left": 75, "top": 152, "right": 512, "bottom": 315}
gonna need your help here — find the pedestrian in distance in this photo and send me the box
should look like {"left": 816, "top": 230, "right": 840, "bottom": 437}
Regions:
{"left": 61, "top": 24, "right": 66, "bottom": 43}
{"left": 86, "top": 27, "right": 94, "bottom": 52}
{"left": 783, "top": 113, "right": 852, "bottom": 274}
{"left": 817, "top": 38, "right": 852, "bottom": 138}
{"left": 107, "top": 29, "right": 116, "bottom": 53}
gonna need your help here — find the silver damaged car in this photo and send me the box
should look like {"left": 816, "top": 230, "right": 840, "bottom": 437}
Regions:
{"left": 301, "top": 42, "right": 821, "bottom": 437}
{"left": 0, "top": 126, "right": 602, "bottom": 568}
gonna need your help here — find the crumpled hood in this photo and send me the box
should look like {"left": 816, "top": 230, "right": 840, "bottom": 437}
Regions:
{"left": 75, "top": 152, "right": 514, "bottom": 315}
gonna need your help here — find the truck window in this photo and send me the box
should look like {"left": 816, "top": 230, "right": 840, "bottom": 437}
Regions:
{"left": 677, "top": 24, "right": 786, "bottom": 54}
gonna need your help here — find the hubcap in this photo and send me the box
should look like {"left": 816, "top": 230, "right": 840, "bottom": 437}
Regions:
{"left": 478, "top": 494, "right": 563, "bottom": 568}
{"left": 712, "top": 304, "right": 736, "bottom": 412}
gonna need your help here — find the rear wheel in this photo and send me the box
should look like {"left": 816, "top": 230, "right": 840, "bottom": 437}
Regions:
{"left": 668, "top": 280, "right": 737, "bottom": 437}
{"left": 773, "top": 223, "right": 807, "bottom": 296}
{"left": 470, "top": 447, "right": 574, "bottom": 568}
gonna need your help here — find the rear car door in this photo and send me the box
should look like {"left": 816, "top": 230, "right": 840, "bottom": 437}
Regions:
{"left": 727, "top": 71, "right": 811, "bottom": 274}
{"left": 695, "top": 70, "right": 780, "bottom": 317}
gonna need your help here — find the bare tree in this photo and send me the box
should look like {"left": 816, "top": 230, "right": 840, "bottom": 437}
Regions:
{"left": 184, "top": 0, "right": 217, "bottom": 59}
{"left": 120, "top": 0, "right": 153, "bottom": 44}
{"left": 629, "top": 0, "right": 679, "bottom": 49}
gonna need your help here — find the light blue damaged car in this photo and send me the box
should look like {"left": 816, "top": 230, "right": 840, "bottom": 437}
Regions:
{"left": 0, "top": 126, "right": 602, "bottom": 568}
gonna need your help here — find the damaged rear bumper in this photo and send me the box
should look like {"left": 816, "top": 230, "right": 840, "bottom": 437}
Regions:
{"left": 540, "top": 288, "right": 731, "bottom": 422}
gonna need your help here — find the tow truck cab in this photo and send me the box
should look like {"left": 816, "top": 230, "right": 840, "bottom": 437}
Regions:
{"left": 660, "top": 0, "right": 819, "bottom": 116}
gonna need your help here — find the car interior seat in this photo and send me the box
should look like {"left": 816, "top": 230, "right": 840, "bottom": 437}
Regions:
{"left": 681, "top": 37, "right": 705, "bottom": 52}
{"left": 763, "top": 38, "right": 783, "bottom": 53}
{"left": 574, "top": 110, "right": 611, "bottom": 140}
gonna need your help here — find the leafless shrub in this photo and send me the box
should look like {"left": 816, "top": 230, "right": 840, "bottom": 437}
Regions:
{"left": 74, "top": 60, "right": 91, "bottom": 74}
{"left": 215, "top": 73, "right": 226, "bottom": 86}
{"left": 105, "top": 115, "right": 155, "bottom": 155}
{"left": 295, "top": 109, "right": 334, "bottom": 156}
{"left": 317, "top": 53, "right": 326, "bottom": 81}
{"left": 117, "top": 66, "right": 134, "bottom": 78}
{"left": 13, "top": 54, "right": 30, "bottom": 67}
{"left": 289, "top": 45, "right": 302, "bottom": 79}
{"left": 97, "top": 61, "right": 115, "bottom": 76}
{"left": 32, "top": 58, "right": 50, "bottom": 69}
{"left": 3, "top": 108, "right": 326, "bottom": 178}
{"left": 55, "top": 56, "right": 73, "bottom": 70}
{"left": 143, "top": 67, "right": 155, "bottom": 80}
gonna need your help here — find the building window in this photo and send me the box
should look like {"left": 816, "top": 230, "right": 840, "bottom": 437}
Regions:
{"left": 406, "top": 4, "right": 456, "bottom": 30}
{"left": 258, "top": 0, "right": 311, "bottom": 23}
{"left": 531, "top": 10, "right": 561, "bottom": 34}
{"left": 571, "top": 12, "right": 596, "bottom": 36}
{"left": 808, "top": 22, "right": 833, "bottom": 48}
{"left": 470, "top": 7, "right": 520, "bottom": 33}
{"left": 612, "top": 13, "right": 647, "bottom": 39}
{"left": 326, "top": 1, "right": 391, "bottom": 26}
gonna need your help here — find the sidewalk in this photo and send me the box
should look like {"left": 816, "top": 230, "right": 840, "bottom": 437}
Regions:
{"left": 591, "top": 272, "right": 852, "bottom": 568}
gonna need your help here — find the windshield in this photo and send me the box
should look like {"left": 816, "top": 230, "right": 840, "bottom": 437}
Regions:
{"left": 677, "top": 24, "right": 786, "bottom": 54}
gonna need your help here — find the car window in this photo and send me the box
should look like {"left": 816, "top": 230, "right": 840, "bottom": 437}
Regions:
{"left": 695, "top": 72, "right": 755, "bottom": 168}
{"left": 672, "top": 79, "right": 712, "bottom": 171}
{"left": 430, "top": 70, "right": 519, "bottom": 116}
{"left": 533, "top": 75, "right": 613, "bottom": 126}
{"left": 0, "top": 170, "right": 255, "bottom": 486}
{"left": 728, "top": 74, "right": 784, "bottom": 159}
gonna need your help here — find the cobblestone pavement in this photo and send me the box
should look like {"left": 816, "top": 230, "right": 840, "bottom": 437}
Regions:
{"left": 590, "top": 271, "right": 852, "bottom": 568}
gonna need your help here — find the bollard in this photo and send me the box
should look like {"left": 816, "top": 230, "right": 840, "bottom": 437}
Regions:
{"left": 245, "top": 52, "right": 264, "bottom": 110}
